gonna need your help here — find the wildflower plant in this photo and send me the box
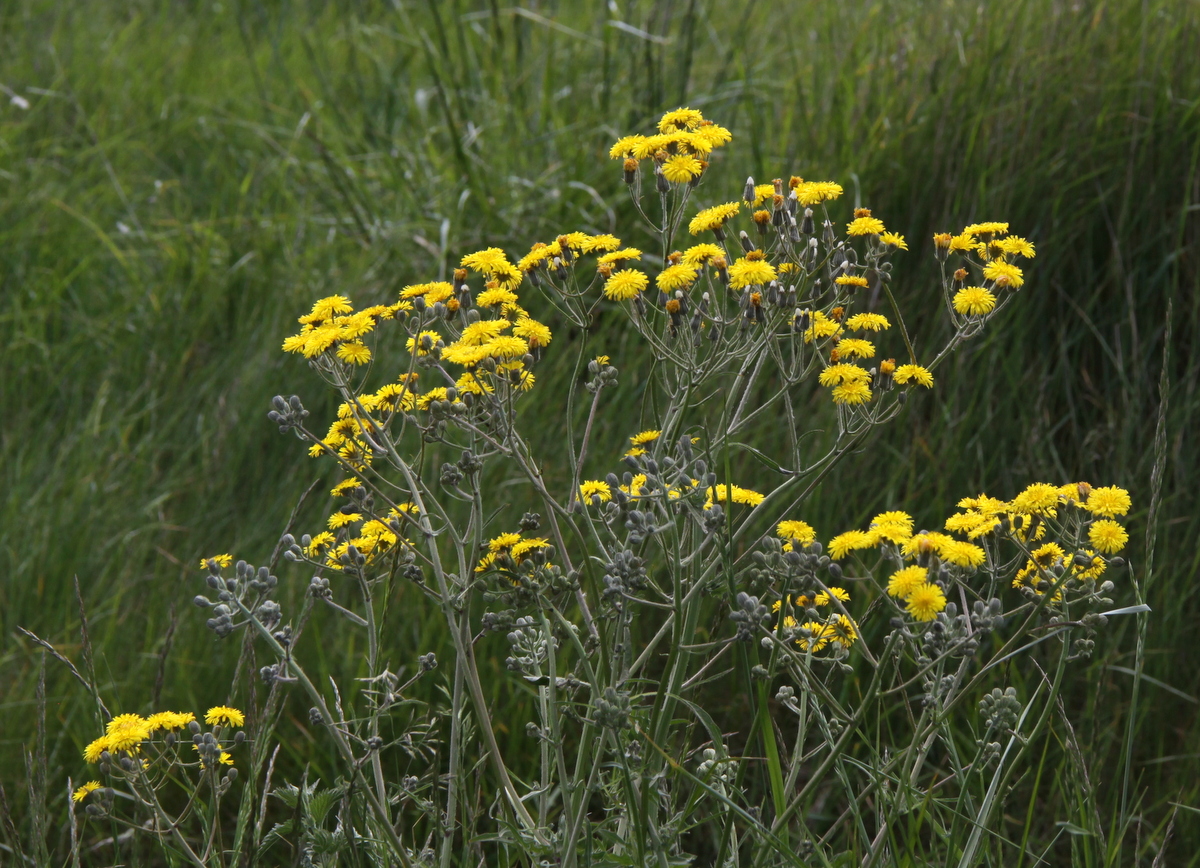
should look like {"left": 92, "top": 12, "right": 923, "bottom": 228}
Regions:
{"left": 66, "top": 108, "right": 1142, "bottom": 866}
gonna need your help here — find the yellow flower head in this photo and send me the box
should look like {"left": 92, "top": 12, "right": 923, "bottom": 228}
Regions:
{"left": 580, "top": 480, "right": 613, "bottom": 504}
{"left": 205, "top": 706, "right": 245, "bottom": 728}
{"left": 1089, "top": 519, "right": 1128, "bottom": 554}
{"left": 604, "top": 269, "right": 649, "bottom": 301}
{"left": 658, "top": 107, "right": 706, "bottom": 132}
{"left": 728, "top": 257, "right": 778, "bottom": 289}
{"left": 905, "top": 583, "right": 947, "bottom": 621}
{"left": 827, "top": 530, "right": 874, "bottom": 560}
{"left": 794, "top": 181, "right": 843, "bottom": 206}
{"left": 845, "top": 313, "right": 890, "bottom": 332}
{"left": 1010, "top": 482, "right": 1061, "bottom": 516}
{"left": 488, "top": 532, "right": 522, "bottom": 553}
{"left": 983, "top": 260, "right": 1024, "bottom": 289}
{"left": 1085, "top": 486, "right": 1132, "bottom": 517}
{"left": 831, "top": 381, "right": 872, "bottom": 405}
{"left": 893, "top": 365, "right": 934, "bottom": 388}
{"left": 887, "top": 565, "right": 928, "bottom": 599}
{"left": 953, "top": 286, "right": 997, "bottom": 316}
{"left": 201, "top": 554, "right": 234, "bottom": 570}
{"left": 146, "top": 711, "right": 196, "bottom": 733}
{"left": 704, "top": 484, "right": 764, "bottom": 508}
{"left": 73, "top": 781, "right": 102, "bottom": 803}
{"left": 847, "top": 216, "right": 885, "bottom": 236}
{"left": 688, "top": 202, "right": 741, "bottom": 235}
{"left": 776, "top": 520, "right": 816, "bottom": 546}
{"left": 662, "top": 154, "right": 703, "bottom": 184}
{"left": 657, "top": 263, "right": 700, "bottom": 292}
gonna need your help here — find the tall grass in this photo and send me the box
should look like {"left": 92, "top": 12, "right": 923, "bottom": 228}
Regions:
{"left": 1, "top": 0, "right": 1197, "bottom": 862}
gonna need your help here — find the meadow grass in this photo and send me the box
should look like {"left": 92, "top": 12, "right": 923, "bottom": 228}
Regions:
{"left": 1, "top": 0, "right": 1197, "bottom": 862}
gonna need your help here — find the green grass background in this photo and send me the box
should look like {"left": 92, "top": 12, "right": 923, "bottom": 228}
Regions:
{"left": 1, "top": 0, "right": 1198, "bottom": 861}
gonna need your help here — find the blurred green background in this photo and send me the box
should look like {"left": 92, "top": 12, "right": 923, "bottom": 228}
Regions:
{"left": 1, "top": 0, "right": 1197, "bottom": 861}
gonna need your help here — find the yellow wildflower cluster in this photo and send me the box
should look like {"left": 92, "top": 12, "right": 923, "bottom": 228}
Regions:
{"left": 475, "top": 532, "right": 552, "bottom": 574}
{"left": 933, "top": 221, "right": 1036, "bottom": 320}
{"left": 827, "top": 482, "right": 1129, "bottom": 621}
{"left": 282, "top": 295, "right": 409, "bottom": 363}
{"left": 609, "top": 107, "right": 732, "bottom": 186}
{"left": 774, "top": 592, "right": 858, "bottom": 653}
{"left": 81, "top": 707, "right": 242, "bottom": 771}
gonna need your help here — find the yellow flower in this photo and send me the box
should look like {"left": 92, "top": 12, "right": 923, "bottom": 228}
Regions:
{"left": 905, "top": 583, "right": 946, "bottom": 621}
{"left": 724, "top": 258, "right": 782, "bottom": 291}
{"left": 826, "top": 613, "right": 859, "bottom": 649}
{"left": 845, "top": 313, "right": 889, "bottom": 332}
{"left": 83, "top": 735, "right": 111, "bottom": 763}
{"left": 835, "top": 274, "right": 868, "bottom": 288}
{"left": 1013, "top": 543, "right": 1066, "bottom": 594}
{"left": 400, "top": 281, "right": 455, "bottom": 303}
{"left": 997, "top": 236, "right": 1036, "bottom": 258}
{"left": 798, "top": 621, "right": 831, "bottom": 652}
{"left": 983, "top": 260, "right": 1024, "bottom": 289}
{"left": 106, "top": 714, "right": 151, "bottom": 752}
{"left": 461, "top": 247, "right": 512, "bottom": 273}
{"left": 336, "top": 341, "right": 371, "bottom": 365}
{"left": 827, "top": 530, "right": 874, "bottom": 560}
{"left": 458, "top": 319, "right": 512, "bottom": 346}
{"left": 1085, "top": 486, "right": 1131, "bottom": 517}
{"left": 657, "top": 263, "right": 700, "bottom": 292}
{"left": 597, "top": 248, "right": 643, "bottom": 266}
{"left": 406, "top": 330, "right": 442, "bottom": 356}
{"left": 776, "top": 520, "right": 816, "bottom": 545}
{"left": 329, "top": 511, "right": 361, "bottom": 529}
{"left": 963, "top": 222, "right": 1009, "bottom": 237}
{"left": 893, "top": 365, "right": 934, "bottom": 388}
{"left": 814, "top": 587, "right": 850, "bottom": 606}
{"left": 793, "top": 181, "right": 843, "bottom": 206}
{"left": 681, "top": 243, "right": 724, "bottom": 266}
{"left": 581, "top": 234, "right": 623, "bottom": 253}
{"left": 302, "top": 295, "right": 354, "bottom": 323}
{"left": 704, "top": 484, "right": 765, "bottom": 507}
{"left": 803, "top": 311, "right": 842, "bottom": 343}
{"left": 609, "top": 135, "right": 646, "bottom": 159}
{"left": 940, "top": 539, "right": 986, "bottom": 569}
{"left": 1010, "top": 482, "right": 1061, "bottom": 516}
{"left": 580, "top": 480, "right": 612, "bottom": 503}
{"left": 658, "top": 107, "right": 706, "bottom": 132}
{"left": 201, "top": 554, "right": 233, "bottom": 570}
{"left": 305, "top": 531, "right": 336, "bottom": 557}
{"left": 488, "top": 532, "right": 522, "bottom": 552}
{"left": 831, "top": 382, "right": 872, "bottom": 405}
{"left": 887, "top": 565, "right": 928, "bottom": 599}
{"left": 690, "top": 122, "right": 732, "bottom": 149}
{"left": 604, "top": 269, "right": 649, "bottom": 301}
{"left": 205, "top": 706, "right": 245, "bottom": 728}
{"left": 73, "top": 781, "right": 101, "bottom": 803}
{"left": 880, "top": 231, "right": 908, "bottom": 250}
{"left": 662, "top": 154, "right": 703, "bottom": 184}
{"left": 818, "top": 364, "right": 870, "bottom": 387}
{"left": 728, "top": 257, "right": 777, "bottom": 289}
{"left": 417, "top": 387, "right": 449, "bottom": 410}
{"left": 835, "top": 338, "right": 875, "bottom": 359}
{"left": 480, "top": 335, "right": 529, "bottom": 359}
{"left": 146, "top": 711, "right": 196, "bottom": 733}
{"left": 512, "top": 317, "right": 552, "bottom": 349}
{"left": 1089, "top": 519, "right": 1129, "bottom": 554}
{"left": 953, "top": 287, "right": 997, "bottom": 316}
{"left": 688, "top": 202, "right": 741, "bottom": 235}
{"left": 511, "top": 538, "right": 550, "bottom": 562}
{"left": 476, "top": 287, "right": 520, "bottom": 308}
{"left": 847, "top": 216, "right": 885, "bottom": 236}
